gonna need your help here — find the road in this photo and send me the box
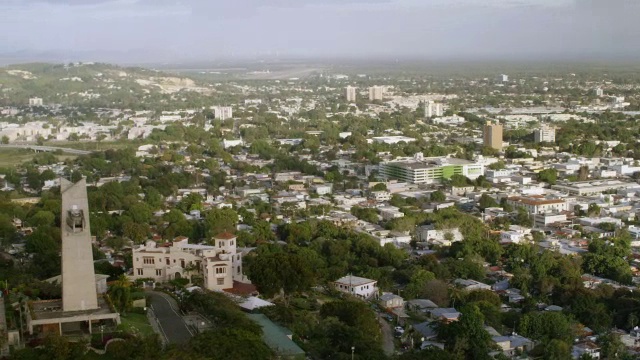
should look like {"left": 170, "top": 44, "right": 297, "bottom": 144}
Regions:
{"left": 0, "top": 144, "right": 92, "bottom": 155}
{"left": 378, "top": 314, "right": 395, "bottom": 356}
{"left": 147, "top": 291, "right": 194, "bottom": 344}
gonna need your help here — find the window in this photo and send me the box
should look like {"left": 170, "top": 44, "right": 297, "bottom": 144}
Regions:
{"left": 215, "top": 267, "right": 227, "bottom": 274}
{"left": 143, "top": 257, "right": 155, "bottom": 265}
{"left": 180, "top": 259, "right": 185, "bottom": 268}
{"left": 137, "top": 268, "right": 143, "bottom": 275}
{"left": 218, "top": 242, "right": 222, "bottom": 247}
{"left": 156, "top": 269, "right": 162, "bottom": 276}
{"left": 217, "top": 278, "right": 224, "bottom": 285}
{"left": 237, "top": 266, "right": 241, "bottom": 274}
{"left": 165, "top": 258, "right": 170, "bottom": 265}
{"left": 230, "top": 241, "right": 234, "bottom": 246}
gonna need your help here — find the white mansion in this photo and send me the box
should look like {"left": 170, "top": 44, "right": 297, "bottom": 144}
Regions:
{"left": 130, "top": 233, "right": 249, "bottom": 291}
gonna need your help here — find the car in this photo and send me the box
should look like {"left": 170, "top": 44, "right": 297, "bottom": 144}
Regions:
{"left": 383, "top": 314, "right": 394, "bottom": 322}
{"left": 394, "top": 326, "right": 405, "bottom": 334}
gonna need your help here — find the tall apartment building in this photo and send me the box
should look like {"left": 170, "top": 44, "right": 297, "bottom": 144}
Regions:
{"left": 425, "top": 101, "right": 444, "bottom": 118}
{"left": 378, "top": 153, "right": 484, "bottom": 184}
{"left": 595, "top": 88, "right": 604, "bottom": 97}
{"left": 369, "top": 86, "right": 384, "bottom": 101}
{"left": 483, "top": 120, "right": 503, "bottom": 150}
{"left": 213, "top": 106, "right": 233, "bottom": 120}
{"left": 345, "top": 86, "right": 357, "bottom": 102}
{"left": 534, "top": 125, "right": 556, "bottom": 143}
{"left": 131, "top": 233, "right": 248, "bottom": 291}
{"left": 499, "top": 74, "right": 509, "bottom": 82}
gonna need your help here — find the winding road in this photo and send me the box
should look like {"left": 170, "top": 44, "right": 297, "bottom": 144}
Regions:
{"left": 147, "top": 291, "right": 194, "bottom": 344}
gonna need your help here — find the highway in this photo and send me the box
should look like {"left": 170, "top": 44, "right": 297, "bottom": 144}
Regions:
{"left": 0, "top": 144, "right": 92, "bottom": 155}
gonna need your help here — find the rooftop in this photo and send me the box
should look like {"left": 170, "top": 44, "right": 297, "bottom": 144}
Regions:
{"left": 334, "top": 275, "right": 377, "bottom": 287}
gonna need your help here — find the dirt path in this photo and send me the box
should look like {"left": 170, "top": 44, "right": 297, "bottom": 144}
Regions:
{"left": 378, "top": 314, "right": 395, "bottom": 356}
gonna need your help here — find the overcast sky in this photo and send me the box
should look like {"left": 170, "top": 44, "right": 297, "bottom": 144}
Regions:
{"left": 0, "top": 0, "right": 637, "bottom": 62}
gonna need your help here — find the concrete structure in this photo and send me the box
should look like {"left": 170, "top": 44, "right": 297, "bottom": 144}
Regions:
{"left": 483, "top": 120, "right": 503, "bottom": 150}
{"left": 370, "top": 136, "right": 416, "bottom": 145}
{"left": 595, "top": 88, "right": 604, "bottom": 97}
{"left": 213, "top": 106, "right": 233, "bottom": 120}
{"left": 534, "top": 125, "right": 556, "bottom": 143}
{"left": 506, "top": 195, "right": 568, "bottom": 215}
{"left": 345, "top": 86, "right": 357, "bottom": 102}
{"left": 424, "top": 101, "right": 444, "bottom": 118}
{"left": 552, "top": 180, "right": 640, "bottom": 196}
{"left": 379, "top": 293, "right": 404, "bottom": 309}
{"left": 369, "top": 86, "right": 384, "bottom": 101}
{"left": 25, "top": 179, "right": 120, "bottom": 336}
{"left": 131, "top": 234, "right": 248, "bottom": 291}
{"left": 499, "top": 74, "right": 509, "bottom": 82}
{"left": 28, "top": 97, "right": 43, "bottom": 106}
{"left": 61, "top": 178, "right": 98, "bottom": 312}
{"left": 379, "top": 153, "right": 484, "bottom": 184}
{"left": 333, "top": 275, "right": 378, "bottom": 299}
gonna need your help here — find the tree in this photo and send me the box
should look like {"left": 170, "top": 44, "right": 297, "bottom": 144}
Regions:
{"left": 371, "top": 183, "right": 387, "bottom": 192}
{"left": 538, "top": 168, "right": 557, "bottom": 185}
{"left": 478, "top": 194, "right": 499, "bottom": 210}
{"left": 1, "top": 136, "right": 8, "bottom": 144}
{"left": 204, "top": 208, "right": 238, "bottom": 239}
{"left": 404, "top": 269, "right": 436, "bottom": 299}
{"left": 123, "top": 222, "right": 149, "bottom": 243}
{"left": 185, "top": 328, "right": 273, "bottom": 360}
{"left": 431, "top": 190, "right": 446, "bottom": 202}
{"left": 543, "top": 339, "right": 572, "bottom": 360}
{"left": 109, "top": 274, "right": 132, "bottom": 313}
{"left": 245, "top": 251, "right": 313, "bottom": 298}
{"left": 437, "top": 304, "right": 496, "bottom": 360}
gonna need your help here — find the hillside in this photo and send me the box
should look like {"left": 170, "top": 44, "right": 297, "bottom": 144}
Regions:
{"left": 0, "top": 62, "right": 214, "bottom": 108}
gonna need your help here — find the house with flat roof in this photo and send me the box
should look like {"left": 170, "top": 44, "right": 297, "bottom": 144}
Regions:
{"left": 333, "top": 275, "right": 378, "bottom": 299}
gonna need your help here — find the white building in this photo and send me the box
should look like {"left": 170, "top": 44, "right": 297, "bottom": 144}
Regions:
{"left": 595, "top": 88, "right": 604, "bottom": 97}
{"left": 432, "top": 115, "right": 465, "bottom": 125}
{"left": 345, "top": 86, "right": 357, "bottom": 102}
{"left": 222, "top": 139, "right": 244, "bottom": 149}
{"left": 28, "top": 97, "right": 43, "bottom": 106}
{"left": 370, "top": 136, "right": 416, "bottom": 145}
{"left": 213, "top": 106, "right": 233, "bottom": 120}
{"left": 369, "top": 86, "right": 384, "bottom": 101}
{"left": 333, "top": 275, "right": 378, "bottom": 299}
{"left": 379, "top": 153, "right": 485, "bottom": 184}
{"left": 534, "top": 125, "right": 556, "bottom": 143}
{"left": 506, "top": 196, "right": 568, "bottom": 215}
{"left": 130, "top": 233, "right": 247, "bottom": 292}
{"left": 499, "top": 74, "right": 509, "bottom": 82}
{"left": 425, "top": 101, "right": 444, "bottom": 118}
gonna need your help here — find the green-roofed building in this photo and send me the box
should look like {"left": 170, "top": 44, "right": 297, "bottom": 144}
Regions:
{"left": 247, "top": 313, "right": 306, "bottom": 360}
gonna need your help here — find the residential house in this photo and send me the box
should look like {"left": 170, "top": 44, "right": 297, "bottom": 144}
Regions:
{"left": 333, "top": 275, "right": 378, "bottom": 299}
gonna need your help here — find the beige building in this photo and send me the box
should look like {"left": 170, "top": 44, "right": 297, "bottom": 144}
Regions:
{"left": 130, "top": 233, "right": 248, "bottom": 291}
{"left": 369, "top": 86, "right": 384, "bottom": 101}
{"left": 506, "top": 195, "right": 568, "bottom": 215}
{"left": 483, "top": 120, "right": 503, "bottom": 150}
{"left": 25, "top": 179, "right": 120, "bottom": 336}
{"left": 345, "top": 86, "right": 357, "bottom": 102}
{"left": 425, "top": 101, "right": 443, "bottom": 118}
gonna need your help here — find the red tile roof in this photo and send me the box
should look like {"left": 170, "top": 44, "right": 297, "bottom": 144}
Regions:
{"left": 215, "top": 232, "right": 236, "bottom": 240}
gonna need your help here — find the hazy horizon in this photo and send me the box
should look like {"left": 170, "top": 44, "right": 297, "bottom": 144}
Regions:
{"left": 1, "top": 0, "right": 637, "bottom": 64}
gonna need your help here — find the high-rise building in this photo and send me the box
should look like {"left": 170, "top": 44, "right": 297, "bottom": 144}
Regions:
{"left": 483, "top": 120, "right": 503, "bottom": 150}
{"left": 595, "top": 88, "right": 604, "bottom": 97}
{"left": 345, "top": 86, "right": 357, "bottom": 102}
{"left": 425, "top": 101, "right": 444, "bottom": 118}
{"left": 369, "top": 86, "right": 384, "bottom": 101}
{"left": 213, "top": 106, "right": 233, "bottom": 120}
{"left": 534, "top": 125, "right": 556, "bottom": 143}
{"left": 61, "top": 178, "right": 99, "bottom": 312}
{"left": 499, "top": 74, "right": 509, "bottom": 82}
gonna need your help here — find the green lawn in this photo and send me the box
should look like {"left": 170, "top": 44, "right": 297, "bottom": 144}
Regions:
{"left": 0, "top": 149, "right": 77, "bottom": 167}
{"left": 118, "top": 313, "right": 155, "bottom": 336}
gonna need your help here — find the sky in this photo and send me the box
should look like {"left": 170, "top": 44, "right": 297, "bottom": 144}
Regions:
{"left": 0, "top": 0, "right": 637, "bottom": 63}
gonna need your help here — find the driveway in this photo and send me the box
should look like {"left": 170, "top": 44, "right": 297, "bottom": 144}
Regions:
{"left": 378, "top": 314, "right": 395, "bottom": 356}
{"left": 147, "top": 291, "right": 194, "bottom": 344}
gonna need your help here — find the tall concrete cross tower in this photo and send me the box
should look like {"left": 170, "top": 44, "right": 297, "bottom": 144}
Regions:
{"left": 60, "top": 178, "right": 99, "bottom": 312}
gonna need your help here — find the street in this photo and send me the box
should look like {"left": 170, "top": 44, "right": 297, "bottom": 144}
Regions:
{"left": 147, "top": 291, "right": 194, "bottom": 344}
